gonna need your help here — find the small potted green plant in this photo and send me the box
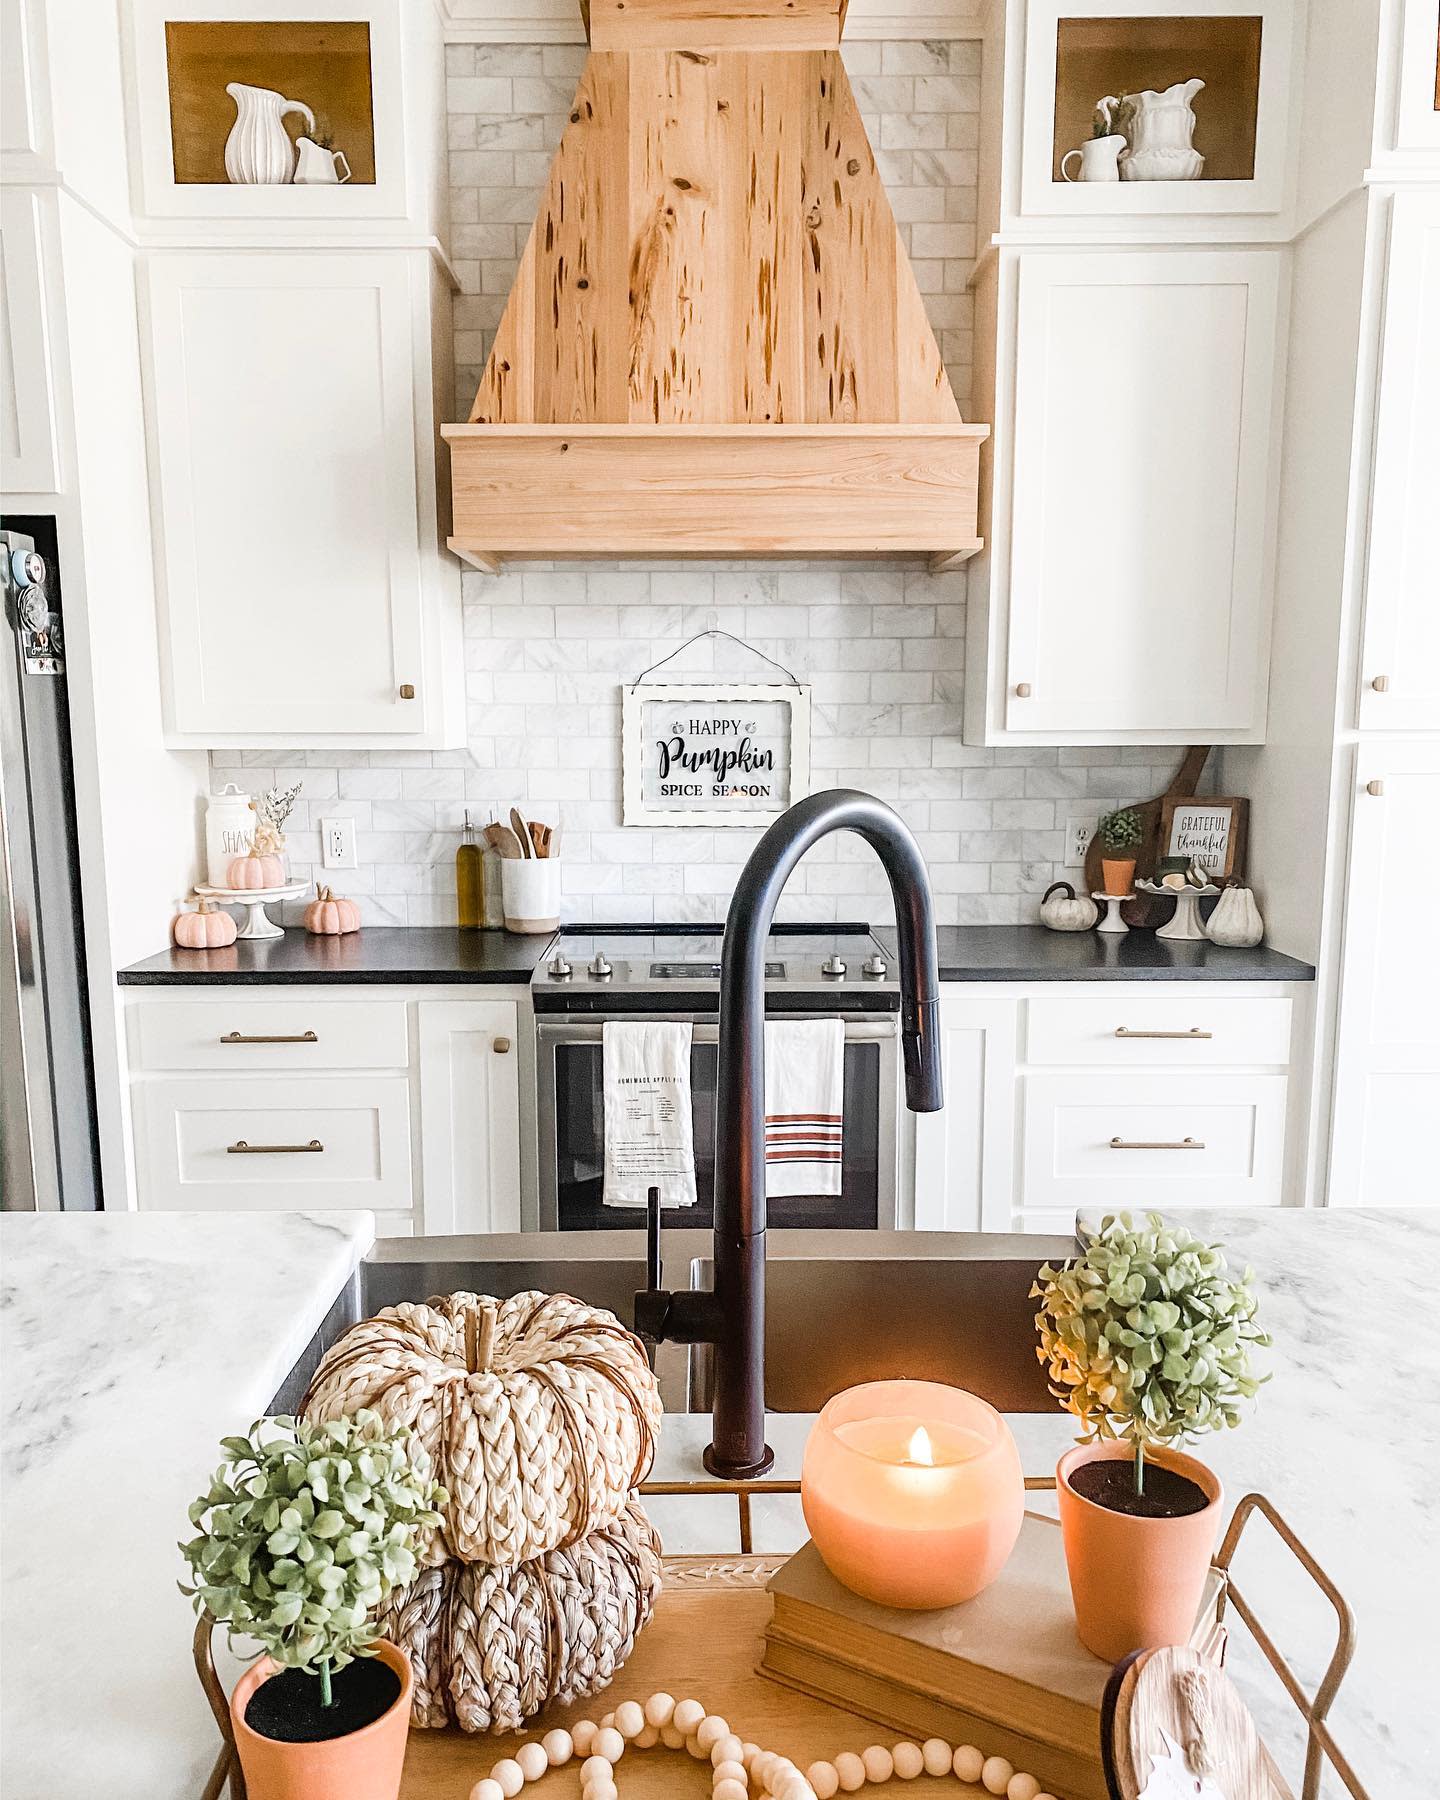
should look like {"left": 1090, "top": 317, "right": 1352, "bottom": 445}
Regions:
{"left": 181, "top": 1408, "right": 443, "bottom": 1800}
{"left": 1096, "top": 806, "right": 1144, "bottom": 896}
{"left": 1032, "top": 1213, "right": 1268, "bottom": 1662}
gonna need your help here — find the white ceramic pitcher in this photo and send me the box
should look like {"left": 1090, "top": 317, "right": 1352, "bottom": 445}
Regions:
{"left": 294, "top": 136, "right": 352, "bottom": 185}
{"left": 1061, "top": 134, "right": 1126, "bottom": 182}
{"left": 1104, "top": 79, "right": 1206, "bottom": 182}
{"left": 223, "top": 83, "right": 315, "bottom": 185}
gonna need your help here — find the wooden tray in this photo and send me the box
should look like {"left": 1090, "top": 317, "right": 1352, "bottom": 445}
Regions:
{"left": 399, "top": 1555, "right": 988, "bottom": 1798}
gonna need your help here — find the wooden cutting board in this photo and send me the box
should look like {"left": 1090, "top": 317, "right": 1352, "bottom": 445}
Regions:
{"left": 398, "top": 1558, "right": 996, "bottom": 1799}
{"left": 1083, "top": 745, "right": 1211, "bottom": 927}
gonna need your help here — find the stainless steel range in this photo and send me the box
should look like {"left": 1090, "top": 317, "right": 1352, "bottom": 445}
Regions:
{"left": 532, "top": 924, "right": 899, "bottom": 1231}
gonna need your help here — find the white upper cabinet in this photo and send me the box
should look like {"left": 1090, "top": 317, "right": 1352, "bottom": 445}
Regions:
{"left": 976, "top": 247, "right": 1282, "bottom": 745}
{"left": 0, "top": 189, "right": 59, "bottom": 494}
{"left": 1359, "top": 191, "right": 1440, "bottom": 733}
{"left": 143, "top": 247, "right": 459, "bottom": 745}
{"left": 1328, "top": 746, "right": 1440, "bottom": 1205}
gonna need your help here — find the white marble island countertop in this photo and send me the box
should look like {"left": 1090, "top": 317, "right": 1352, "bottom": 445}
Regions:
{"left": 650, "top": 1208, "right": 1440, "bottom": 1800}
{"left": 0, "top": 1208, "right": 376, "bottom": 1800}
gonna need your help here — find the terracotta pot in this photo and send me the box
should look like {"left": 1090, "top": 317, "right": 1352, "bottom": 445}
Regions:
{"left": 1056, "top": 1441, "right": 1222, "bottom": 1663}
{"left": 1100, "top": 856, "right": 1137, "bottom": 897}
{"left": 230, "top": 1639, "right": 412, "bottom": 1800}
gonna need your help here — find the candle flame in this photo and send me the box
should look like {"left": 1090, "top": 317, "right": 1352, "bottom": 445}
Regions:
{"left": 907, "top": 1425, "right": 935, "bottom": 1467}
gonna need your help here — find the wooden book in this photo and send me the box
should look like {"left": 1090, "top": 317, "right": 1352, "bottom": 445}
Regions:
{"left": 761, "top": 1516, "right": 1225, "bottom": 1800}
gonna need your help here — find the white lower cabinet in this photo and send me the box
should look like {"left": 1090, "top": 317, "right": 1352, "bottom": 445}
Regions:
{"left": 125, "top": 988, "right": 522, "bottom": 1231}
{"left": 912, "top": 997, "right": 1017, "bottom": 1230}
{"left": 1329, "top": 748, "right": 1440, "bottom": 1206}
{"left": 416, "top": 1001, "right": 522, "bottom": 1233}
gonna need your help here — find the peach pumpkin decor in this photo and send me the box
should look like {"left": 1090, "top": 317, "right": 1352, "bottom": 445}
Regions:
{"left": 172, "top": 898, "right": 237, "bottom": 949}
{"left": 304, "top": 884, "right": 361, "bottom": 935}
{"left": 227, "top": 848, "right": 285, "bottom": 889}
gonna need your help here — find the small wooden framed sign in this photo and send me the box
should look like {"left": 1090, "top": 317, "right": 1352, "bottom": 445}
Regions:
{"left": 622, "top": 682, "right": 811, "bottom": 827}
{"left": 1159, "top": 795, "right": 1249, "bottom": 880}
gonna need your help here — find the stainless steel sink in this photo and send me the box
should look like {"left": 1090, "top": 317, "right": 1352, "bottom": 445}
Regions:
{"left": 272, "top": 1228, "right": 1074, "bottom": 1418}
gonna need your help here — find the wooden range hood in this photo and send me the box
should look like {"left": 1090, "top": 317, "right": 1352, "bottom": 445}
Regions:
{"left": 443, "top": 0, "right": 988, "bottom": 572}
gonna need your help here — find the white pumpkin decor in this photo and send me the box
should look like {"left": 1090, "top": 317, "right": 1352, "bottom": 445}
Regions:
{"left": 1205, "top": 883, "right": 1264, "bottom": 948}
{"left": 1039, "top": 881, "right": 1099, "bottom": 933}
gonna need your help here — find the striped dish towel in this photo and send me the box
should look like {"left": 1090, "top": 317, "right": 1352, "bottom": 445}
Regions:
{"left": 764, "top": 1018, "right": 844, "bottom": 1198}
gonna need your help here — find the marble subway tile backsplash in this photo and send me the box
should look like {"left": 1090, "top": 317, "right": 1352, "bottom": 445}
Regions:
{"left": 209, "top": 41, "right": 1177, "bottom": 929}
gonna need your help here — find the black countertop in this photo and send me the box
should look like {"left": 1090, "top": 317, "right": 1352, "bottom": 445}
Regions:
{"left": 117, "top": 923, "right": 1315, "bottom": 986}
{"left": 903, "top": 925, "right": 1314, "bottom": 983}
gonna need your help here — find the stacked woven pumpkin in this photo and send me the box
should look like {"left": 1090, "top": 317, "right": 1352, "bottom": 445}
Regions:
{"left": 301, "top": 1289, "right": 664, "bottom": 1733}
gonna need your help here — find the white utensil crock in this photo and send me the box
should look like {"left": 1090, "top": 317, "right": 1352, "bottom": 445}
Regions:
{"left": 501, "top": 859, "right": 560, "bottom": 934}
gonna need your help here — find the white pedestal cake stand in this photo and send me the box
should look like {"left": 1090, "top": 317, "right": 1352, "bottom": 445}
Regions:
{"left": 194, "top": 882, "right": 306, "bottom": 940}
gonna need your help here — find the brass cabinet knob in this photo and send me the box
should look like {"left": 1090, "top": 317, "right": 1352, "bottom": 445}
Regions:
{"left": 1366, "top": 779, "right": 1385, "bottom": 797}
{"left": 399, "top": 683, "right": 416, "bottom": 700}
{"left": 493, "top": 1037, "right": 512, "bottom": 1054}
{"left": 1014, "top": 682, "right": 1032, "bottom": 698}
{"left": 1370, "top": 675, "right": 1390, "bottom": 692}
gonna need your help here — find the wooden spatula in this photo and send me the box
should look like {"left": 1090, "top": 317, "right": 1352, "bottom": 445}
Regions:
{"left": 510, "top": 806, "right": 534, "bottom": 858}
{"left": 484, "top": 823, "right": 524, "bottom": 859}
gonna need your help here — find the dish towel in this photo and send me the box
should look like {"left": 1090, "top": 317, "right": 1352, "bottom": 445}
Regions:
{"left": 764, "top": 1018, "right": 844, "bottom": 1198}
{"left": 601, "top": 1020, "right": 698, "bottom": 1210}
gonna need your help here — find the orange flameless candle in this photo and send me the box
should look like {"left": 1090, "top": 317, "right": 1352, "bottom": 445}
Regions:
{"left": 801, "top": 1380, "right": 1026, "bottom": 1610}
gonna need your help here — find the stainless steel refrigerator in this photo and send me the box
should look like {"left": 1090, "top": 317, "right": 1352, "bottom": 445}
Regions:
{"left": 1, "top": 517, "right": 102, "bottom": 1208}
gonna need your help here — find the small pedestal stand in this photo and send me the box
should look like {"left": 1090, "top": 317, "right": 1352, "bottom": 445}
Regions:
{"left": 1137, "top": 878, "right": 1221, "bottom": 941}
{"left": 1094, "top": 891, "right": 1133, "bottom": 935}
{"left": 194, "top": 882, "right": 306, "bottom": 941}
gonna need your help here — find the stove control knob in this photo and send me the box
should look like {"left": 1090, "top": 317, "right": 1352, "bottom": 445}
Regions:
{"left": 588, "top": 952, "right": 613, "bottom": 980}
{"left": 548, "top": 954, "right": 573, "bottom": 980}
{"left": 821, "top": 954, "right": 848, "bottom": 978}
{"left": 862, "top": 952, "right": 889, "bottom": 979}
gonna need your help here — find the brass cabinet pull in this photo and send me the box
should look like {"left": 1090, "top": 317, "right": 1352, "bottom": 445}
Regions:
{"left": 227, "top": 1139, "right": 324, "bottom": 1155}
{"left": 1014, "top": 681, "right": 1032, "bottom": 698}
{"left": 1114, "top": 1026, "right": 1213, "bottom": 1040}
{"left": 1370, "top": 674, "right": 1389, "bottom": 692}
{"left": 1366, "top": 779, "right": 1384, "bottom": 797}
{"left": 493, "top": 1037, "right": 512, "bottom": 1054}
{"left": 1109, "top": 1136, "right": 1205, "bottom": 1151}
{"left": 220, "top": 1030, "right": 318, "bottom": 1045}
{"left": 399, "top": 683, "right": 416, "bottom": 700}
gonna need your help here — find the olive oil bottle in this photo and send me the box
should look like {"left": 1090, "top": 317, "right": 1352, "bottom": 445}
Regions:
{"left": 456, "top": 809, "right": 485, "bottom": 929}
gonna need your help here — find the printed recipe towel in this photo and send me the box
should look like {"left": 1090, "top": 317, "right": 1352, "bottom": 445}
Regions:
{"left": 602, "top": 1020, "right": 698, "bottom": 1209}
{"left": 764, "top": 1018, "right": 844, "bottom": 1198}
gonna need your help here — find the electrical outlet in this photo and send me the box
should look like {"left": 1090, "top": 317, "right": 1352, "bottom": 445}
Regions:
{"left": 1065, "top": 816, "right": 1095, "bottom": 869}
{"left": 320, "top": 816, "right": 357, "bottom": 870}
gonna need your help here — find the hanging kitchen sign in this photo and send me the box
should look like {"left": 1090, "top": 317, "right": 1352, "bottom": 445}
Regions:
{"left": 620, "top": 635, "right": 809, "bottom": 828}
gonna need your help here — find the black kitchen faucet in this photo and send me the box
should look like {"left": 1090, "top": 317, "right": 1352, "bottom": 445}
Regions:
{"left": 634, "top": 789, "right": 945, "bottom": 1478}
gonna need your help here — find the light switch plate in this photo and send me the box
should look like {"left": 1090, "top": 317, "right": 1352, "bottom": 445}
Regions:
{"left": 320, "top": 816, "right": 357, "bottom": 870}
{"left": 1065, "top": 816, "right": 1095, "bottom": 869}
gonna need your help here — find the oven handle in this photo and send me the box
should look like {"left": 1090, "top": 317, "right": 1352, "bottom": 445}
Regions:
{"left": 535, "top": 1018, "right": 899, "bottom": 1046}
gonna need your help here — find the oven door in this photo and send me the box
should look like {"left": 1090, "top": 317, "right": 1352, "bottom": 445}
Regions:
{"left": 536, "top": 1015, "right": 898, "bottom": 1232}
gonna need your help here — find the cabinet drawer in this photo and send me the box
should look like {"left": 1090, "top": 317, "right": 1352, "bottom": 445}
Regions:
{"left": 130, "top": 998, "right": 409, "bottom": 1071}
{"left": 133, "top": 1076, "right": 412, "bottom": 1211}
{"left": 1021, "top": 1073, "right": 1286, "bottom": 1209}
{"left": 1025, "top": 995, "right": 1291, "bottom": 1068}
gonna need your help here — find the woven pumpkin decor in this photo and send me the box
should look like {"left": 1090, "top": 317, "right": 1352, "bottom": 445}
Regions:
{"left": 301, "top": 1291, "right": 662, "bottom": 1569}
{"left": 380, "top": 1498, "right": 661, "bottom": 1734}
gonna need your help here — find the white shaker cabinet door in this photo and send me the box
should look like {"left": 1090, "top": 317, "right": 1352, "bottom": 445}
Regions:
{"left": 417, "top": 1001, "right": 522, "bottom": 1233}
{"left": 1329, "top": 748, "right": 1440, "bottom": 1205}
{"left": 143, "top": 250, "right": 431, "bottom": 739}
{"left": 1004, "top": 250, "right": 1282, "bottom": 742}
{"left": 911, "top": 996, "right": 1017, "bottom": 1231}
{"left": 1359, "top": 193, "right": 1440, "bottom": 733}
{"left": 0, "top": 189, "right": 58, "bottom": 494}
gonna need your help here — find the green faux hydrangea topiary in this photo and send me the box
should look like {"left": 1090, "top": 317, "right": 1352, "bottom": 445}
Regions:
{"left": 1031, "top": 1212, "right": 1269, "bottom": 1494}
{"left": 180, "top": 1408, "right": 444, "bottom": 1708}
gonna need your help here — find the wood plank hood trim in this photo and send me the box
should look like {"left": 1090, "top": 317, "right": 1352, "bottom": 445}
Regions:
{"left": 445, "top": 3, "right": 988, "bottom": 567}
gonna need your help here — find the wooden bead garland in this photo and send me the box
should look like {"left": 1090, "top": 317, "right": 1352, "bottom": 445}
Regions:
{"left": 380, "top": 1500, "right": 662, "bottom": 1733}
{"left": 301, "top": 1290, "right": 663, "bottom": 1568}
{"left": 463, "top": 1692, "right": 1062, "bottom": 1800}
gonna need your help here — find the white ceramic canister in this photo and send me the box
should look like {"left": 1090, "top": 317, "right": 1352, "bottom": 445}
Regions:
{"left": 205, "top": 784, "right": 255, "bottom": 886}
{"left": 500, "top": 858, "right": 561, "bottom": 934}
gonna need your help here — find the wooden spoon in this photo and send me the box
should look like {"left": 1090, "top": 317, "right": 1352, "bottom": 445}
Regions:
{"left": 510, "top": 805, "right": 534, "bottom": 858}
{"left": 529, "top": 821, "right": 551, "bottom": 858}
{"left": 484, "top": 823, "right": 524, "bottom": 860}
